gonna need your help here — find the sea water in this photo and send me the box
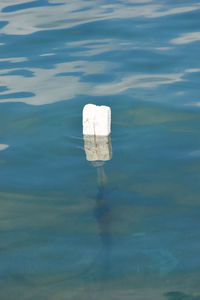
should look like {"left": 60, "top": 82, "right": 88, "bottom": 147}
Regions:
{"left": 0, "top": 0, "right": 200, "bottom": 299}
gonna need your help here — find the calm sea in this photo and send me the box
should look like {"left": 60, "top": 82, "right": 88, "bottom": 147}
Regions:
{"left": 1, "top": 0, "right": 200, "bottom": 299}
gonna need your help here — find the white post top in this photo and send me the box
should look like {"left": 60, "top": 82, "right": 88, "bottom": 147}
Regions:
{"left": 82, "top": 104, "right": 111, "bottom": 136}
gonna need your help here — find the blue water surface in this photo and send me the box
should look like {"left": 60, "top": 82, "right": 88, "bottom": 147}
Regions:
{"left": 1, "top": 0, "right": 200, "bottom": 299}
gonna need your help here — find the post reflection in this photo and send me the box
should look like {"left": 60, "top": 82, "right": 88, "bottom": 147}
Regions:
{"left": 83, "top": 135, "right": 112, "bottom": 280}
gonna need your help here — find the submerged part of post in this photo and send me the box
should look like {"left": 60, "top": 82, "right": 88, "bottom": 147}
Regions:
{"left": 83, "top": 135, "right": 112, "bottom": 163}
{"left": 82, "top": 104, "right": 111, "bottom": 136}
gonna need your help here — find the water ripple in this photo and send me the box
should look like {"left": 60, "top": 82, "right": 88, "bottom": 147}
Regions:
{"left": 0, "top": 1, "right": 199, "bottom": 35}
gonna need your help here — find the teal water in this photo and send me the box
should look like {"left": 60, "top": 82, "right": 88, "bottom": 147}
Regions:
{"left": 1, "top": 0, "right": 200, "bottom": 299}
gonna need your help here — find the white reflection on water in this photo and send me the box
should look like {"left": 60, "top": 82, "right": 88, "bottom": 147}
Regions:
{"left": 0, "top": 66, "right": 187, "bottom": 105}
{"left": 0, "top": 57, "right": 28, "bottom": 63}
{"left": 185, "top": 68, "right": 200, "bottom": 73}
{"left": 40, "top": 53, "right": 55, "bottom": 57}
{"left": 0, "top": 0, "right": 199, "bottom": 105}
{"left": 91, "top": 73, "right": 184, "bottom": 96}
{"left": 171, "top": 31, "right": 200, "bottom": 45}
{"left": 1, "top": 58, "right": 196, "bottom": 105}
{"left": 0, "top": 0, "right": 199, "bottom": 35}
{"left": 189, "top": 150, "right": 200, "bottom": 157}
{"left": 0, "top": 60, "right": 105, "bottom": 105}
{"left": 68, "top": 39, "right": 125, "bottom": 57}
{"left": 0, "top": 144, "right": 9, "bottom": 151}
{"left": 154, "top": 47, "right": 172, "bottom": 51}
{"left": 69, "top": 39, "right": 173, "bottom": 56}
{"left": 188, "top": 102, "right": 200, "bottom": 107}
{"left": 68, "top": 39, "right": 144, "bottom": 57}
{"left": 148, "top": 5, "right": 200, "bottom": 18}
{"left": 0, "top": 0, "right": 29, "bottom": 10}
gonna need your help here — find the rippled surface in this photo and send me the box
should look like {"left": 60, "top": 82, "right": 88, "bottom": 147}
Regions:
{"left": 1, "top": 0, "right": 200, "bottom": 299}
